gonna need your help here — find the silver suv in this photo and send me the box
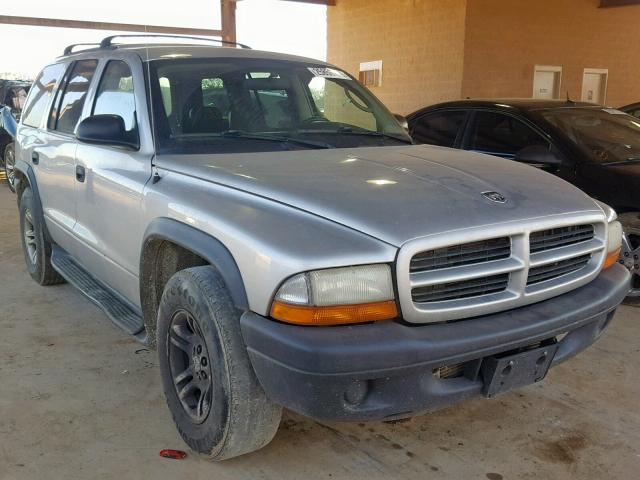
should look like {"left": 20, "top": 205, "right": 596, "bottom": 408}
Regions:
{"left": 14, "top": 36, "right": 630, "bottom": 460}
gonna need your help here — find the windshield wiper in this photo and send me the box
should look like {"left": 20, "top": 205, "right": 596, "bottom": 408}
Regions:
{"left": 601, "top": 157, "right": 640, "bottom": 166}
{"left": 221, "top": 130, "right": 332, "bottom": 149}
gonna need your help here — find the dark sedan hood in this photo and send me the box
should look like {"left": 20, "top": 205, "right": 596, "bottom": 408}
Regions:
{"left": 156, "top": 145, "right": 601, "bottom": 246}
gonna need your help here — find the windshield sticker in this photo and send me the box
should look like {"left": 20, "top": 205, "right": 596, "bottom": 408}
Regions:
{"left": 308, "top": 67, "right": 352, "bottom": 80}
{"left": 603, "top": 108, "right": 626, "bottom": 115}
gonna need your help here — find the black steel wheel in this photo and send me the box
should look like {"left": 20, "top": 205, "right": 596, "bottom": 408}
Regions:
{"left": 19, "top": 187, "right": 65, "bottom": 286}
{"left": 168, "top": 309, "right": 213, "bottom": 424}
{"left": 23, "top": 207, "right": 38, "bottom": 266}
{"left": 4, "top": 143, "right": 16, "bottom": 193}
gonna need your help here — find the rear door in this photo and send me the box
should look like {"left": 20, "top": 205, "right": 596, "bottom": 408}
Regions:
{"left": 73, "top": 56, "right": 153, "bottom": 307}
{"left": 408, "top": 109, "right": 468, "bottom": 148}
{"left": 43, "top": 59, "right": 99, "bottom": 259}
{"left": 16, "top": 60, "right": 99, "bottom": 258}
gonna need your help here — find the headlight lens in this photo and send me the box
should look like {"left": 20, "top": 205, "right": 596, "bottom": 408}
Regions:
{"left": 271, "top": 264, "right": 397, "bottom": 326}
{"left": 604, "top": 219, "right": 622, "bottom": 270}
{"left": 607, "top": 220, "right": 623, "bottom": 254}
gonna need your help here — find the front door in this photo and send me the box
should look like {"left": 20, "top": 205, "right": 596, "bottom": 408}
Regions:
{"left": 73, "top": 57, "right": 153, "bottom": 307}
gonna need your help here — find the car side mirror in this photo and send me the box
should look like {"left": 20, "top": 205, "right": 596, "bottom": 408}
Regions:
{"left": 76, "top": 114, "right": 139, "bottom": 150}
{"left": 393, "top": 113, "right": 409, "bottom": 132}
{"left": 514, "top": 145, "right": 561, "bottom": 166}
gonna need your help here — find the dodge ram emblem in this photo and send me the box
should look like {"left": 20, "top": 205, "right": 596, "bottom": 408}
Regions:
{"left": 482, "top": 191, "right": 507, "bottom": 203}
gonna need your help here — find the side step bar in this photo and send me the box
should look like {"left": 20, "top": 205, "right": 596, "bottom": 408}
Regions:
{"left": 51, "top": 246, "right": 147, "bottom": 343}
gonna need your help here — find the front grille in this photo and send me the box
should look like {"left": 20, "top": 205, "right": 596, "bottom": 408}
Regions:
{"left": 527, "top": 254, "right": 591, "bottom": 285}
{"left": 412, "top": 273, "right": 509, "bottom": 303}
{"left": 410, "top": 237, "right": 510, "bottom": 273}
{"left": 530, "top": 224, "right": 594, "bottom": 253}
{"left": 399, "top": 215, "right": 606, "bottom": 324}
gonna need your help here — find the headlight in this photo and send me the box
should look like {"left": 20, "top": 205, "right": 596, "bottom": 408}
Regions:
{"left": 271, "top": 264, "right": 398, "bottom": 326}
{"left": 597, "top": 200, "right": 622, "bottom": 270}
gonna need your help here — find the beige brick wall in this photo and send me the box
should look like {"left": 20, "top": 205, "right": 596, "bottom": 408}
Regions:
{"left": 462, "top": 0, "right": 640, "bottom": 107}
{"left": 327, "top": 0, "right": 468, "bottom": 115}
{"left": 327, "top": 0, "right": 640, "bottom": 112}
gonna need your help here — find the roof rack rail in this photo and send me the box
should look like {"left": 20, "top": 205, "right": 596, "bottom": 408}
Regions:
{"left": 63, "top": 43, "right": 102, "bottom": 56}
{"left": 99, "top": 34, "right": 252, "bottom": 50}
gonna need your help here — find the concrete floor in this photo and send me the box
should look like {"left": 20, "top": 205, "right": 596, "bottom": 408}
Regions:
{"left": 1, "top": 185, "right": 639, "bottom": 480}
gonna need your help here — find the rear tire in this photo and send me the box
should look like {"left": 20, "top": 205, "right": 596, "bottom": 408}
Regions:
{"left": 619, "top": 212, "right": 640, "bottom": 305}
{"left": 19, "top": 187, "right": 65, "bottom": 285}
{"left": 4, "top": 143, "right": 16, "bottom": 193}
{"left": 157, "top": 266, "right": 282, "bottom": 460}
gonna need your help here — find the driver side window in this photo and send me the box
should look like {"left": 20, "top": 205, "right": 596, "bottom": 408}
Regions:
{"left": 309, "top": 77, "right": 377, "bottom": 131}
{"left": 468, "top": 111, "right": 550, "bottom": 158}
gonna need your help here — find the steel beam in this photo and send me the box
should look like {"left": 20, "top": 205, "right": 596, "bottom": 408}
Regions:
{"left": 0, "top": 15, "right": 222, "bottom": 36}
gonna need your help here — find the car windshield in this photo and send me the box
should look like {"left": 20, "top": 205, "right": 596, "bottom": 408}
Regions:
{"left": 541, "top": 107, "right": 640, "bottom": 164}
{"left": 147, "top": 58, "right": 411, "bottom": 154}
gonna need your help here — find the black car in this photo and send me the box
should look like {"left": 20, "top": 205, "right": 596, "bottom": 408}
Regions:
{"left": 620, "top": 102, "right": 640, "bottom": 119}
{"left": 0, "top": 79, "right": 30, "bottom": 192}
{"left": 407, "top": 99, "right": 640, "bottom": 297}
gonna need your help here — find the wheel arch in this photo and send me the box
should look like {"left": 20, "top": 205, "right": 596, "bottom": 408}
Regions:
{"left": 140, "top": 217, "right": 249, "bottom": 348}
{"left": 13, "top": 159, "right": 54, "bottom": 241}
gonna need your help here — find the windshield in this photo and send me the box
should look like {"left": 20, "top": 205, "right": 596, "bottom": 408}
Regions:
{"left": 147, "top": 58, "right": 411, "bottom": 154}
{"left": 541, "top": 107, "right": 640, "bottom": 164}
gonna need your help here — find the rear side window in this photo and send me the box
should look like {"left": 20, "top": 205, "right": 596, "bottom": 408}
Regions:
{"left": 410, "top": 110, "right": 466, "bottom": 147}
{"left": 21, "top": 63, "right": 66, "bottom": 128}
{"left": 468, "top": 111, "right": 550, "bottom": 156}
{"left": 93, "top": 60, "right": 136, "bottom": 132}
{"left": 52, "top": 59, "right": 98, "bottom": 134}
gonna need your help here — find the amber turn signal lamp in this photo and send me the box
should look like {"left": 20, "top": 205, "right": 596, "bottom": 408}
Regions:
{"left": 270, "top": 300, "right": 398, "bottom": 326}
{"left": 603, "top": 247, "right": 621, "bottom": 270}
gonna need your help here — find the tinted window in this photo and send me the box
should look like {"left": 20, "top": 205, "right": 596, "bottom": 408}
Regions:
{"left": 53, "top": 59, "right": 98, "bottom": 134}
{"left": 469, "top": 111, "right": 549, "bottom": 156}
{"left": 410, "top": 110, "right": 466, "bottom": 147}
{"left": 149, "top": 58, "right": 411, "bottom": 155}
{"left": 542, "top": 108, "right": 640, "bottom": 163}
{"left": 93, "top": 60, "right": 136, "bottom": 132}
{"left": 21, "top": 63, "right": 66, "bottom": 128}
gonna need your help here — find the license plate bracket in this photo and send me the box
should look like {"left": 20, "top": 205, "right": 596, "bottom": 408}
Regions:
{"left": 481, "top": 343, "right": 558, "bottom": 397}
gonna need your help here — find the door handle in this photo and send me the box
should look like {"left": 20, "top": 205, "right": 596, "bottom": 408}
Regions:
{"left": 31, "top": 152, "right": 39, "bottom": 165}
{"left": 75, "top": 165, "right": 86, "bottom": 183}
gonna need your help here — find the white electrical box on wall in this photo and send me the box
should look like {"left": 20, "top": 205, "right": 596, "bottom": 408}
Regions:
{"left": 359, "top": 60, "right": 383, "bottom": 87}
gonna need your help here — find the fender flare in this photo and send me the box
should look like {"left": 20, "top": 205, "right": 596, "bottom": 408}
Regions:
{"left": 140, "top": 217, "right": 249, "bottom": 310}
{"left": 14, "top": 159, "right": 53, "bottom": 241}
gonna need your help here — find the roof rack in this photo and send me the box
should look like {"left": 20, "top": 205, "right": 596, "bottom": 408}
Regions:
{"left": 99, "top": 34, "right": 252, "bottom": 50}
{"left": 63, "top": 43, "right": 102, "bottom": 55}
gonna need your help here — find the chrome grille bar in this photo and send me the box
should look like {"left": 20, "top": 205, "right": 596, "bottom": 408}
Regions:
{"left": 530, "top": 224, "right": 594, "bottom": 253}
{"left": 527, "top": 255, "right": 591, "bottom": 285}
{"left": 412, "top": 274, "right": 509, "bottom": 303}
{"left": 396, "top": 213, "right": 607, "bottom": 324}
{"left": 410, "top": 237, "right": 510, "bottom": 272}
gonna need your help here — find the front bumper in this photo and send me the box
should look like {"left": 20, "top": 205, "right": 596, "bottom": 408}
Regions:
{"left": 240, "top": 264, "right": 630, "bottom": 422}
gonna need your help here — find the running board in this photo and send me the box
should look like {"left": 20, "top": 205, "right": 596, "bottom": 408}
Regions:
{"left": 51, "top": 247, "right": 147, "bottom": 342}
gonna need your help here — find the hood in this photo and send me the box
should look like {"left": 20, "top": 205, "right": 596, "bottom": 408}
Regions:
{"left": 156, "top": 145, "right": 601, "bottom": 246}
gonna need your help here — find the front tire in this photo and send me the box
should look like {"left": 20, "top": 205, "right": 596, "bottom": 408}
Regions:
{"left": 157, "top": 266, "right": 282, "bottom": 460}
{"left": 4, "top": 143, "right": 16, "bottom": 193}
{"left": 19, "top": 187, "right": 65, "bottom": 285}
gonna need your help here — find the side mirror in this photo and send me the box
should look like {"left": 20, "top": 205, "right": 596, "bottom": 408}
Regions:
{"left": 514, "top": 145, "right": 561, "bottom": 166}
{"left": 393, "top": 113, "right": 409, "bottom": 132}
{"left": 76, "top": 114, "right": 139, "bottom": 150}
